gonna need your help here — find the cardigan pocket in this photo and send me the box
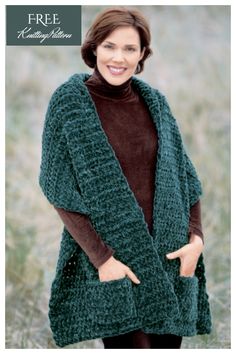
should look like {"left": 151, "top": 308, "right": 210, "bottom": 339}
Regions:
{"left": 85, "top": 277, "right": 137, "bottom": 325}
{"left": 174, "top": 275, "right": 199, "bottom": 323}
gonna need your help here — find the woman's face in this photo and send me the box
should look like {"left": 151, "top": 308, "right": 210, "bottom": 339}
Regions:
{"left": 95, "top": 26, "right": 145, "bottom": 86}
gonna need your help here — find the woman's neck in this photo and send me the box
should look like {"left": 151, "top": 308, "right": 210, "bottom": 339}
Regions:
{"left": 85, "top": 66, "right": 135, "bottom": 101}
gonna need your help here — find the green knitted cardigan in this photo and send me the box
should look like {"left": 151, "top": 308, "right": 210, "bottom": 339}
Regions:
{"left": 39, "top": 73, "right": 212, "bottom": 347}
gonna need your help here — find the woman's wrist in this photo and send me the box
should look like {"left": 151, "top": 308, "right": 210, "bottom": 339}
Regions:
{"left": 189, "top": 233, "right": 204, "bottom": 252}
{"left": 98, "top": 255, "right": 114, "bottom": 270}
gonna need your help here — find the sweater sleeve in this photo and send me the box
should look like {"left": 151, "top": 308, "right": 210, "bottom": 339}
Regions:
{"left": 54, "top": 201, "right": 203, "bottom": 268}
{"left": 54, "top": 206, "right": 115, "bottom": 269}
{"left": 188, "top": 199, "right": 204, "bottom": 244}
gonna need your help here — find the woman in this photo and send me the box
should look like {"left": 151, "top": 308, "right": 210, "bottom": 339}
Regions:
{"left": 39, "top": 7, "right": 212, "bottom": 349}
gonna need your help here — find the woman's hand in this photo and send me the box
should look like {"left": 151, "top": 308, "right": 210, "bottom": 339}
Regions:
{"left": 166, "top": 234, "right": 204, "bottom": 277}
{"left": 98, "top": 256, "right": 141, "bottom": 284}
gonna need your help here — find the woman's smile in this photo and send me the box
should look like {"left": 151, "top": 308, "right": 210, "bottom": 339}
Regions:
{"left": 107, "top": 65, "right": 127, "bottom": 76}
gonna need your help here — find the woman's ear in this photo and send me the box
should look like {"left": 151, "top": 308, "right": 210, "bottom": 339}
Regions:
{"left": 139, "top": 47, "right": 146, "bottom": 60}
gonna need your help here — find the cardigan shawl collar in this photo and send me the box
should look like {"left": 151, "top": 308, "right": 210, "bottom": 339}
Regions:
{"left": 39, "top": 73, "right": 212, "bottom": 347}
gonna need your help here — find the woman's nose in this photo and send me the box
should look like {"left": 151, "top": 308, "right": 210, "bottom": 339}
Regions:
{"left": 112, "top": 49, "right": 125, "bottom": 62}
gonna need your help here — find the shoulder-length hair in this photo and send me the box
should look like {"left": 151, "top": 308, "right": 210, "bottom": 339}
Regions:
{"left": 81, "top": 7, "right": 153, "bottom": 74}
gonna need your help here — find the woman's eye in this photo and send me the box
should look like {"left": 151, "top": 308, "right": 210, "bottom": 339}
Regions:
{"left": 126, "top": 47, "right": 136, "bottom": 52}
{"left": 102, "top": 45, "right": 136, "bottom": 52}
{"left": 103, "top": 44, "right": 113, "bottom": 49}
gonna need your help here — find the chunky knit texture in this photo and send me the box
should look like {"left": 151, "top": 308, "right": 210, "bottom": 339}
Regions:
{"left": 39, "top": 73, "right": 212, "bottom": 347}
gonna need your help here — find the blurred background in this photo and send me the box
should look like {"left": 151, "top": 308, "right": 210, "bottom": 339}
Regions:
{"left": 5, "top": 5, "right": 230, "bottom": 349}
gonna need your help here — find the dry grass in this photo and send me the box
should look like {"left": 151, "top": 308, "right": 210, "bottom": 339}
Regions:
{"left": 5, "top": 5, "right": 230, "bottom": 348}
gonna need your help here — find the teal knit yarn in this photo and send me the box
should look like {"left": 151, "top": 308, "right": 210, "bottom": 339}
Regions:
{"left": 39, "top": 73, "right": 212, "bottom": 347}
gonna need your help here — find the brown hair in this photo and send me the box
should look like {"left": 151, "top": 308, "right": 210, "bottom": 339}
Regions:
{"left": 81, "top": 7, "right": 152, "bottom": 74}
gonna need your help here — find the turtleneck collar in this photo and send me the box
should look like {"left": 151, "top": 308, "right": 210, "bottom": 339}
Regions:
{"left": 85, "top": 66, "right": 136, "bottom": 101}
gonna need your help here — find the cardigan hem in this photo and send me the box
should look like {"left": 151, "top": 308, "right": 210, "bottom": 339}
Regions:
{"left": 52, "top": 319, "right": 212, "bottom": 348}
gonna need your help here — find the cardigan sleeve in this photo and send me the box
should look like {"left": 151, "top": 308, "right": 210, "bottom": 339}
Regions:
{"left": 54, "top": 206, "right": 115, "bottom": 269}
{"left": 54, "top": 197, "right": 203, "bottom": 270}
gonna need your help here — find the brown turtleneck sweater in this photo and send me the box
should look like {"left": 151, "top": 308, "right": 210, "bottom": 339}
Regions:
{"left": 54, "top": 68, "right": 203, "bottom": 269}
